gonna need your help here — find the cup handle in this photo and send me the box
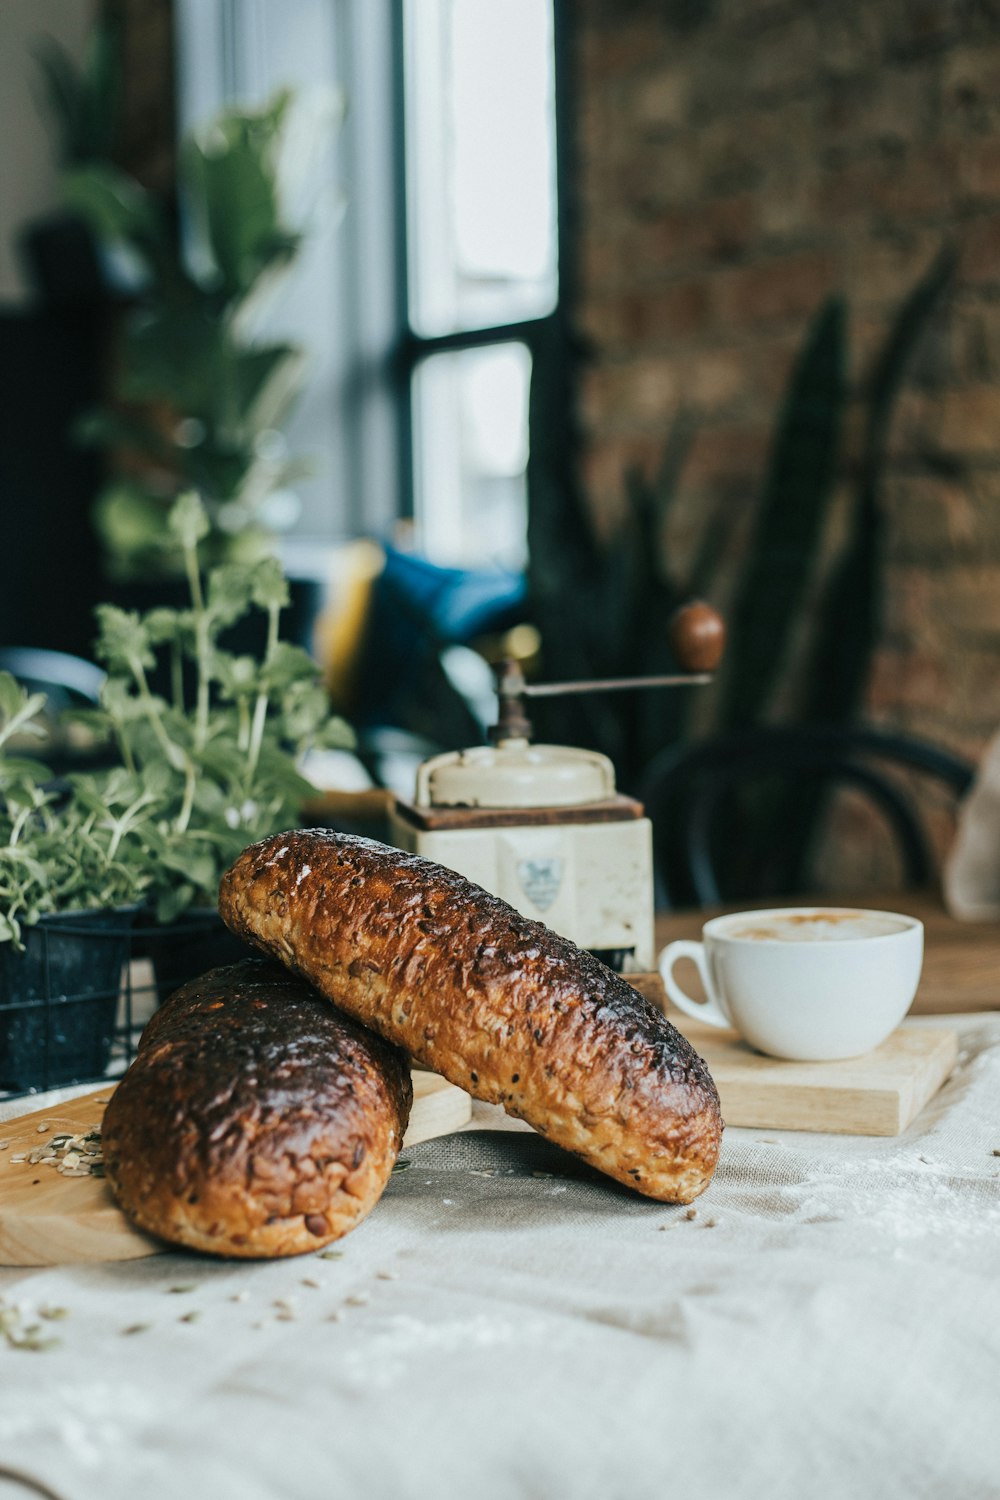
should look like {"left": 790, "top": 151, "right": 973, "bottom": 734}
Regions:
{"left": 658, "top": 940, "right": 730, "bottom": 1030}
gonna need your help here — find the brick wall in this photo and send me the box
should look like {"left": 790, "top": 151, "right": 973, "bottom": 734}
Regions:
{"left": 571, "top": 0, "right": 1000, "bottom": 797}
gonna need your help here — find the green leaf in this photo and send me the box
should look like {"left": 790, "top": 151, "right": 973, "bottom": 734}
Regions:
{"left": 93, "top": 483, "right": 174, "bottom": 577}
{"left": 62, "top": 163, "right": 165, "bottom": 258}
{"left": 718, "top": 297, "right": 847, "bottom": 731}
{"left": 213, "top": 653, "right": 260, "bottom": 701}
{"left": 260, "top": 642, "right": 315, "bottom": 694}
{"left": 144, "top": 607, "right": 192, "bottom": 646}
{"left": 233, "top": 343, "right": 307, "bottom": 434}
{"left": 167, "top": 492, "right": 211, "bottom": 553}
{"left": 249, "top": 556, "right": 290, "bottom": 613}
{"left": 207, "top": 564, "right": 256, "bottom": 627}
{"left": 93, "top": 605, "right": 155, "bottom": 675}
{"left": 184, "top": 90, "right": 299, "bottom": 302}
{"left": 280, "top": 681, "right": 329, "bottom": 742}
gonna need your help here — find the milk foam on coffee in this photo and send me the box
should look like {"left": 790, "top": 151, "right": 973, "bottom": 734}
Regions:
{"left": 726, "top": 912, "right": 910, "bottom": 943}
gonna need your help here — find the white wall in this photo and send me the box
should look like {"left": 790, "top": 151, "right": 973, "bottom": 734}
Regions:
{"left": 0, "top": 0, "right": 94, "bottom": 305}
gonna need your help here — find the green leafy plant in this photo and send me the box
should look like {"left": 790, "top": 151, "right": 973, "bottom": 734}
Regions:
{"left": 0, "top": 494, "right": 352, "bottom": 943}
{"left": 0, "top": 676, "right": 151, "bottom": 947}
{"left": 86, "top": 492, "right": 353, "bottom": 920}
{"left": 35, "top": 22, "right": 340, "bottom": 577}
{"left": 32, "top": 7, "right": 121, "bottom": 169}
{"left": 528, "top": 253, "right": 953, "bottom": 787}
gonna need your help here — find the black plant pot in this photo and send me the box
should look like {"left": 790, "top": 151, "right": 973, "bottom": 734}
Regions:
{"left": 133, "top": 907, "right": 256, "bottom": 1014}
{"left": 0, "top": 908, "right": 136, "bottom": 1094}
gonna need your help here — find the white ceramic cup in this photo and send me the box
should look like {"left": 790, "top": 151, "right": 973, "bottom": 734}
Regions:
{"left": 657, "top": 907, "right": 925, "bottom": 1061}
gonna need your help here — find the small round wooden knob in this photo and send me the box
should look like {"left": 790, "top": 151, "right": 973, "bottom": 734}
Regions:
{"left": 668, "top": 600, "right": 726, "bottom": 673}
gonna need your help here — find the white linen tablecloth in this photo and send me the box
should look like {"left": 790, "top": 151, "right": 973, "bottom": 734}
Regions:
{"left": 1, "top": 1012, "right": 999, "bottom": 1500}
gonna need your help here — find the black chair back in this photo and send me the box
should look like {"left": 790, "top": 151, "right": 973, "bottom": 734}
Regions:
{"left": 639, "top": 725, "right": 974, "bottom": 908}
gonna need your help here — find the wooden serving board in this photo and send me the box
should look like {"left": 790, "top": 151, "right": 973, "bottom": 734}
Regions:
{"left": 669, "top": 1013, "right": 958, "bottom": 1136}
{"left": 0, "top": 1070, "right": 471, "bottom": 1268}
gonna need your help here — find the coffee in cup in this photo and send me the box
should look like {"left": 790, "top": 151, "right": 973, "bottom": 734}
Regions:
{"left": 657, "top": 906, "right": 924, "bottom": 1061}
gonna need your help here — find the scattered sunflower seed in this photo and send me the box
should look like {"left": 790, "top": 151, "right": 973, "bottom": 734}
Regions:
{"left": 122, "top": 1324, "right": 151, "bottom": 1336}
{"left": 376, "top": 1270, "right": 398, "bottom": 1281}
{"left": 301, "top": 1278, "right": 322, "bottom": 1290}
{"left": 167, "top": 1284, "right": 197, "bottom": 1295}
{"left": 10, "top": 1155, "right": 26, "bottom": 1164}
{"left": 345, "top": 1292, "right": 369, "bottom": 1308}
{"left": 327, "top": 1310, "right": 342, "bottom": 1323}
{"left": 992, "top": 1149, "right": 1000, "bottom": 1158}
{"left": 392, "top": 1159, "right": 412, "bottom": 1173}
{"left": 39, "top": 1306, "right": 70, "bottom": 1322}
{"left": 36, "top": 1124, "right": 51, "bottom": 1134}
{"left": 318, "top": 1249, "right": 343, "bottom": 1261}
{"left": 11, "top": 1333, "right": 61, "bottom": 1352}
{"left": 178, "top": 1311, "right": 201, "bottom": 1325}
{"left": 229, "top": 1291, "right": 249, "bottom": 1304}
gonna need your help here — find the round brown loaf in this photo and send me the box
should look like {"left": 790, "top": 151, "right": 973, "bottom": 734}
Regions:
{"left": 219, "top": 831, "right": 723, "bottom": 1204}
{"left": 102, "top": 958, "right": 412, "bottom": 1257}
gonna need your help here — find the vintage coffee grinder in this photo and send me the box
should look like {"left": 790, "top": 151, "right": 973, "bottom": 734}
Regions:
{"left": 390, "top": 603, "right": 724, "bottom": 973}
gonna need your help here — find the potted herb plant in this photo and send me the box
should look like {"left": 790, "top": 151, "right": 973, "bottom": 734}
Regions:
{"left": 83, "top": 490, "right": 353, "bottom": 1000}
{"left": 0, "top": 492, "right": 353, "bottom": 1090}
{"left": 0, "top": 677, "right": 150, "bottom": 1090}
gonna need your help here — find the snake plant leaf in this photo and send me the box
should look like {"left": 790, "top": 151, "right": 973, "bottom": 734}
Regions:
{"left": 804, "top": 247, "right": 955, "bottom": 728}
{"left": 718, "top": 295, "right": 847, "bottom": 731}
{"left": 32, "top": 14, "right": 121, "bottom": 167}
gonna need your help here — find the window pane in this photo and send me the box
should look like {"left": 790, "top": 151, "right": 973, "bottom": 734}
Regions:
{"left": 412, "top": 342, "right": 530, "bottom": 570}
{"left": 404, "top": 0, "right": 558, "bottom": 337}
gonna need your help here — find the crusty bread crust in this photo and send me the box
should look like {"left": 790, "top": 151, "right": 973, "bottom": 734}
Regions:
{"left": 219, "top": 832, "right": 722, "bottom": 1204}
{"left": 102, "top": 958, "right": 412, "bottom": 1257}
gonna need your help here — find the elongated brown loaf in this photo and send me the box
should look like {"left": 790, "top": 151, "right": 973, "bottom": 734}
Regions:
{"left": 219, "top": 831, "right": 722, "bottom": 1203}
{"left": 102, "top": 958, "right": 412, "bottom": 1257}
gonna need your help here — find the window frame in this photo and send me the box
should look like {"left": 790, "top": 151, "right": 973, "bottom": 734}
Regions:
{"left": 172, "top": 0, "right": 575, "bottom": 557}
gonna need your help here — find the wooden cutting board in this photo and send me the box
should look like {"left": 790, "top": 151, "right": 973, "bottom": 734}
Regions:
{"left": 0, "top": 1070, "right": 471, "bottom": 1267}
{"left": 668, "top": 1013, "right": 958, "bottom": 1136}
{"left": 628, "top": 972, "right": 958, "bottom": 1135}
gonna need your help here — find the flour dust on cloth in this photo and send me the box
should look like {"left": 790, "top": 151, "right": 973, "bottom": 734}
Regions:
{"left": 0, "top": 1015, "right": 999, "bottom": 1500}
{"left": 944, "top": 724, "right": 1000, "bottom": 919}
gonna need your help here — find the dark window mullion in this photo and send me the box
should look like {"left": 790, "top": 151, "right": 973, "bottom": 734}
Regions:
{"left": 401, "top": 315, "right": 554, "bottom": 373}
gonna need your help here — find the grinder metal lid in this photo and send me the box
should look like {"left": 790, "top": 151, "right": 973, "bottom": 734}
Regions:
{"left": 415, "top": 741, "right": 616, "bottom": 809}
